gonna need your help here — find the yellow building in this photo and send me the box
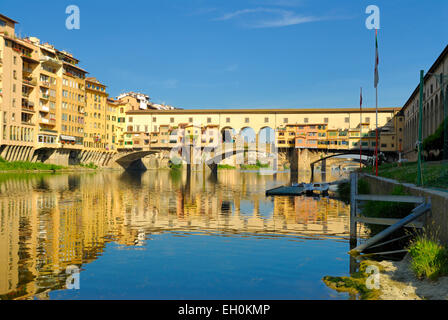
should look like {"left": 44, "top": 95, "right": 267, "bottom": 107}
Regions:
{"left": 58, "top": 50, "right": 86, "bottom": 149}
{"left": 85, "top": 78, "right": 108, "bottom": 151}
{"left": 0, "top": 15, "right": 36, "bottom": 159}
{"left": 106, "top": 98, "right": 120, "bottom": 151}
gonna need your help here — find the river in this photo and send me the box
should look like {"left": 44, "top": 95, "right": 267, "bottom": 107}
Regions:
{"left": 0, "top": 169, "right": 358, "bottom": 300}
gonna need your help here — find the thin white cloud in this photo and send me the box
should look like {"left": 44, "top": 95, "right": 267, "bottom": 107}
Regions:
{"left": 214, "top": 7, "right": 328, "bottom": 28}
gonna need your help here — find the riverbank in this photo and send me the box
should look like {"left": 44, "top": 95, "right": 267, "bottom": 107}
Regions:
{"left": 0, "top": 157, "right": 122, "bottom": 173}
{"left": 362, "top": 161, "right": 448, "bottom": 190}
{"left": 323, "top": 254, "right": 448, "bottom": 300}
{"left": 378, "top": 254, "right": 448, "bottom": 300}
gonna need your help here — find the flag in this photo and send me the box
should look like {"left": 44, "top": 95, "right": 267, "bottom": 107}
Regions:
{"left": 374, "top": 29, "right": 379, "bottom": 88}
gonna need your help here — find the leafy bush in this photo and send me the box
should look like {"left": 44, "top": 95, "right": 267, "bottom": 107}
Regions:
{"left": 423, "top": 117, "right": 447, "bottom": 158}
{"left": 80, "top": 162, "right": 98, "bottom": 169}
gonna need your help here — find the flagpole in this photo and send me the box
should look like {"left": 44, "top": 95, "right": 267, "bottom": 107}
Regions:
{"left": 360, "top": 87, "right": 362, "bottom": 169}
{"left": 375, "top": 85, "right": 379, "bottom": 176}
{"left": 374, "top": 28, "right": 379, "bottom": 176}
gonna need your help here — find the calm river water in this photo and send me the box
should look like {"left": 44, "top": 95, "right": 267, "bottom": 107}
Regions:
{"left": 0, "top": 169, "right": 358, "bottom": 300}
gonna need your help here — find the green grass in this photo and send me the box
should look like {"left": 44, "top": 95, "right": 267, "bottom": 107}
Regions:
{"left": 79, "top": 162, "right": 98, "bottom": 169}
{"left": 362, "top": 161, "right": 448, "bottom": 189}
{"left": 0, "top": 157, "right": 63, "bottom": 171}
{"left": 408, "top": 232, "right": 448, "bottom": 281}
{"left": 240, "top": 160, "right": 270, "bottom": 170}
{"left": 218, "top": 164, "right": 236, "bottom": 170}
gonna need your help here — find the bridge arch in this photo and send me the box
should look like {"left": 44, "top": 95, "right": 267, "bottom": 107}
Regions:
{"left": 310, "top": 152, "right": 372, "bottom": 166}
{"left": 258, "top": 126, "right": 275, "bottom": 144}
{"left": 221, "top": 127, "right": 236, "bottom": 143}
{"left": 239, "top": 126, "right": 256, "bottom": 143}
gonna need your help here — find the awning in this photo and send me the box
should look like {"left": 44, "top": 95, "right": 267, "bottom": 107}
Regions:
{"left": 60, "top": 135, "right": 76, "bottom": 141}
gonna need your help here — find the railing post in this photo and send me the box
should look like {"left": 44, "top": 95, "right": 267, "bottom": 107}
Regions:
{"left": 350, "top": 172, "right": 358, "bottom": 245}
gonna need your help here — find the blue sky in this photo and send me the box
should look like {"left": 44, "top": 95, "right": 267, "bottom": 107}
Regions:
{"left": 2, "top": 0, "right": 447, "bottom": 109}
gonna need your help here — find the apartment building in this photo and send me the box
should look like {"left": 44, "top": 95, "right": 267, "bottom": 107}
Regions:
{"left": 85, "top": 77, "right": 108, "bottom": 151}
{"left": 403, "top": 45, "right": 448, "bottom": 160}
{"left": 0, "top": 15, "right": 36, "bottom": 153}
{"left": 106, "top": 98, "right": 120, "bottom": 151}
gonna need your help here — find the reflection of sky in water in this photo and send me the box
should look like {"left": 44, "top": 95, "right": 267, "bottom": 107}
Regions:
{"left": 258, "top": 201, "right": 274, "bottom": 220}
{"left": 0, "top": 171, "right": 354, "bottom": 300}
{"left": 50, "top": 233, "right": 349, "bottom": 300}
{"left": 240, "top": 200, "right": 254, "bottom": 217}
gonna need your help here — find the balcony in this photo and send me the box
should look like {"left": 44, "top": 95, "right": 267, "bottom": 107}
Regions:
{"left": 40, "top": 81, "right": 50, "bottom": 88}
{"left": 40, "top": 56, "right": 62, "bottom": 67}
{"left": 41, "top": 93, "right": 50, "bottom": 100}
{"left": 40, "top": 105, "right": 50, "bottom": 112}
{"left": 22, "top": 91, "right": 31, "bottom": 98}
{"left": 22, "top": 101, "right": 35, "bottom": 112}
{"left": 23, "top": 67, "right": 33, "bottom": 74}
{"left": 23, "top": 77, "right": 37, "bottom": 86}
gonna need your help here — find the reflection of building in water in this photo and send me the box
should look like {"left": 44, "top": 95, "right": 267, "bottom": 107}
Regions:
{"left": 0, "top": 170, "right": 351, "bottom": 300}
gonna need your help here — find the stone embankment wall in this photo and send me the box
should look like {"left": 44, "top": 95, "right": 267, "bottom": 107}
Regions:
{"left": 362, "top": 174, "right": 448, "bottom": 243}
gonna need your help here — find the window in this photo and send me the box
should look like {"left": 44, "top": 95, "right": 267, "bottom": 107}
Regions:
{"left": 283, "top": 118, "right": 288, "bottom": 123}
{"left": 129, "top": 117, "right": 133, "bottom": 123}
{"left": 170, "top": 117, "right": 174, "bottom": 123}
{"left": 264, "top": 117, "right": 269, "bottom": 123}
{"left": 226, "top": 117, "right": 230, "bottom": 123}
{"left": 189, "top": 117, "right": 193, "bottom": 122}
{"left": 324, "top": 117, "right": 329, "bottom": 123}
{"left": 245, "top": 118, "right": 249, "bottom": 123}
{"left": 152, "top": 117, "right": 156, "bottom": 122}
{"left": 304, "top": 118, "right": 309, "bottom": 123}
{"left": 207, "top": 117, "right": 212, "bottom": 123}
{"left": 365, "top": 117, "right": 370, "bottom": 123}
{"left": 345, "top": 117, "right": 349, "bottom": 123}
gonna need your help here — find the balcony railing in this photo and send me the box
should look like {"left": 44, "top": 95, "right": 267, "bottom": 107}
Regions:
{"left": 41, "top": 93, "right": 50, "bottom": 100}
{"left": 22, "top": 105, "right": 35, "bottom": 112}
{"left": 40, "top": 105, "right": 50, "bottom": 112}
{"left": 40, "top": 56, "right": 62, "bottom": 66}
{"left": 23, "top": 77, "right": 37, "bottom": 86}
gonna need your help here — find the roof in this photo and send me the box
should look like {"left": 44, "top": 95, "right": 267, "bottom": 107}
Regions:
{"left": 63, "top": 61, "right": 88, "bottom": 74}
{"left": 402, "top": 44, "right": 448, "bottom": 110}
{"left": 126, "top": 107, "right": 399, "bottom": 116}
{"left": 0, "top": 13, "right": 18, "bottom": 24}
{"left": 86, "top": 77, "right": 107, "bottom": 87}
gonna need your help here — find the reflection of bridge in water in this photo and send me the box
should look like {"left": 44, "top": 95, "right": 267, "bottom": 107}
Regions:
{"left": 0, "top": 171, "right": 355, "bottom": 300}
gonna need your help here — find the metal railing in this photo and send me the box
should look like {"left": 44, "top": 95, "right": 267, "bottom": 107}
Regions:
{"left": 349, "top": 172, "right": 431, "bottom": 255}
